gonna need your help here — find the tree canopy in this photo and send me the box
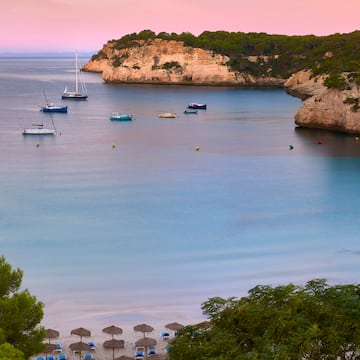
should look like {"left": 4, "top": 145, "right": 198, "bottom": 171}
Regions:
{"left": 0, "top": 256, "right": 45, "bottom": 359}
{"left": 169, "top": 279, "right": 360, "bottom": 360}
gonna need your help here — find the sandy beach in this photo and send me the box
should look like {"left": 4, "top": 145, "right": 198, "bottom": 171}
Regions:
{"left": 36, "top": 317, "right": 204, "bottom": 360}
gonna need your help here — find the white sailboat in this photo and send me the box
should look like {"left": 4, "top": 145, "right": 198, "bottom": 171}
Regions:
{"left": 62, "top": 51, "right": 88, "bottom": 100}
{"left": 23, "top": 113, "right": 56, "bottom": 135}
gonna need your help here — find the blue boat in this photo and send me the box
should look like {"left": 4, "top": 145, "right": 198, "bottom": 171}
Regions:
{"left": 41, "top": 103, "right": 68, "bottom": 113}
{"left": 183, "top": 109, "right": 198, "bottom": 114}
{"left": 110, "top": 112, "right": 133, "bottom": 121}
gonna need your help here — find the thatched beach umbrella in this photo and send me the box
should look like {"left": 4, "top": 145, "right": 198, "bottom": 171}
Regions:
{"left": 69, "top": 341, "right": 91, "bottom": 360}
{"left": 103, "top": 325, "right": 123, "bottom": 339}
{"left": 103, "top": 339, "right": 125, "bottom": 360}
{"left": 71, "top": 327, "right": 91, "bottom": 342}
{"left": 45, "top": 328, "right": 60, "bottom": 343}
{"left": 165, "top": 322, "right": 184, "bottom": 331}
{"left": 114, "top": 356, "right": 134, "bottom": 360}
{"left": 134, "top": 323, "right": 154, "bottom": 338}
{"left": 135, "top": 337, "right": 156, "bottom": 348}
{"left": 135, "top": 337, "right": 157, "bottom": 360}
{"left": 43, "top": 343, "right": 57, "bottom": 359}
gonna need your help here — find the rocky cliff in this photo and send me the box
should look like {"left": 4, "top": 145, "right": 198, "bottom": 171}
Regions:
{"left": 83, "top": 39, "right": 284, "bottom": 86}
{"left": 284, "top": 71, "right": 360, "bottom": 134}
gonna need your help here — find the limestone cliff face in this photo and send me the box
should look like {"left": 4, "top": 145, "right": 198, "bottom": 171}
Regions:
{"left": 83, "top": 39, "right": 284, "bottom": 86}
{"left": 285, "top": 71, "right": 360, "bottom": 134}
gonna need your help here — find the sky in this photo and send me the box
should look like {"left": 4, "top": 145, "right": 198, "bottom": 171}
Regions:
{"left": 1, "top": 0, "right": 359, "bottom": 53}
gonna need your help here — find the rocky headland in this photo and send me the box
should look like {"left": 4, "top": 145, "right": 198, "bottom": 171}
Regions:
{"left": 84, "top": 38, "right": 360, "bottom": 134}
{"left": 284, "top": 70, "right": 360, "bottom": 134}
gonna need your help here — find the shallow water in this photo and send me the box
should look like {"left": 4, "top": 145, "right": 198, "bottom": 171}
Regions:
{"left": 1, "top": 57, "right": 360, "bottom": 329}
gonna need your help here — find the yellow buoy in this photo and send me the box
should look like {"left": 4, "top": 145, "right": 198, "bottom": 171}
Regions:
{"left": 36, "top": 143, "right": 40, "bottom": 147}
{"left": 356, "top": 137, "right": 359, "bottom": 142}
{"left": 112, "top": 143, "right": 116, "bottom": 148}
{"left": 195, "top": 146, "right": 200, "bottom": 151}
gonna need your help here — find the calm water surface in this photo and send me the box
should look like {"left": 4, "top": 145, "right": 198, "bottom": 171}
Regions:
{"left": 1, "top": 58, "right": 360, "bottom": 329}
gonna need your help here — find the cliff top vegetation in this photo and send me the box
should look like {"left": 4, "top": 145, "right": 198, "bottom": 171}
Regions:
{"left": 92, "top": 29, "right": 360, "bottom": 84}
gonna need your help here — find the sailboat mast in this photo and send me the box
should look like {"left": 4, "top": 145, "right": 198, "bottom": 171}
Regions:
{"left": 75, "top": 51, "right": 79, "bottom": 94}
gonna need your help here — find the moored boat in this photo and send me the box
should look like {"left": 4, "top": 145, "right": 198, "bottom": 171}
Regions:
{"left": 62, "top": 52, "right": 88, "bottom": 100}
{"left": 110, "top": 112, "right": 133, "bottom": 121}
{"left": 183, "top": 109, "right": 198, "bottom": 114}
{"left": 187, "top": 102, "right": 207, "bottom": 110}
{"left": 158, "top": 112, "right": 177, "bottom": 118}
{"left": 41, "top": 103, "right": 68, "bottom": 113}
{"left": 23, "top": 125, "right": 56, "bottom": 135}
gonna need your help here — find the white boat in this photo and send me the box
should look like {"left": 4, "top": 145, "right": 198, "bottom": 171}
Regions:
{"left": 62, "top": 52, "right": 88, "bottom": 100}
{"left": 23, "top": 125, "right": 56, "bottom": 135}
{"left": 158, "top": 112, "right": 176, "bottom": 118}
{"left": 23, "top": 114, "right": 56, "bottom": 135}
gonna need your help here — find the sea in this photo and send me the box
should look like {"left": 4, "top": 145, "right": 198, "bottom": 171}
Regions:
{"left": 1, "top": 57, "right": 360, "bottom": 330}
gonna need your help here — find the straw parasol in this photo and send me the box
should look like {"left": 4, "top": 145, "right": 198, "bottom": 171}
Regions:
{"left": 45, "top": 328, "right": 60, "bottom": 343}
{"left": 135, "top": 337, "right": 157, "bottom": 360}
{"left": 71, "top": 327, "right": 91, "bottom": 342}
{"left": 103, "top": 339, "right": 125, "bottom": 360}
{"left": 114, "top": 356, "right": 134, "bottom": 360}
{"left": 43, "top": 343, "right": 57, "bottom": 359}
{"left": 134, "top": 323, "right": 154, "bottom": 338}
{"left": 103, "top": 325, "right": 123, "bottom": 339}
{"left": 135, "top": 337, "right": 156, "bottom": 348}
{"left": 69, "top": 341, "right": 91, "bottom": 360}
{"left": 165, "top": 322, "right": 184, "bottom": 331}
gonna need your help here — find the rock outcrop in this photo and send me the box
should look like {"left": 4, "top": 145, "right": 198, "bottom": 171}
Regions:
{"left": 83, "top": 39, "right": 284, "bottom": 87}
{"left": 285, "top": 71, "right": 360, "bottom": 134}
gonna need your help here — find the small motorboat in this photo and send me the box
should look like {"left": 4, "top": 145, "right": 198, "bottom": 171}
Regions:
{"left": 183, "top": 109, "right": 198, "bottom": 114}
{"left": 158, "top": 112, "right": 176, "bottom": 118}
{"left": 187, "top": 102, "right": 207, "bottom": 110}
{"left": 110, "top": 112, "right": 133, "bottom": 121}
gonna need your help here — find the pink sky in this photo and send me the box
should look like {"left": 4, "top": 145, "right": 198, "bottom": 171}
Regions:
{"left": 1, "top": 0, "right": 359, "bottom": 52}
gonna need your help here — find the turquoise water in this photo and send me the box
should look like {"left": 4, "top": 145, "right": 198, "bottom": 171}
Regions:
{"left": 1, "top": 58, "right": 360, "bottom": 329}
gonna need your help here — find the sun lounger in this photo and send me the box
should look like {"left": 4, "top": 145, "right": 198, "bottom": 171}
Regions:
{"left": 87, "top": 341, "right": 96, "bottom": 351}
{"left": 46, "top": 356, "right": 55, "bottom": 360}
{"left": 83, "top": 354, "right": 94, "bottom": 360}
{"left": 57, "top": 355, "right": 67, "bottom": 360}
{"left": 36, "top": 357, "right": 45, "bottom": 360}
{"left": 54, "top": 343, "right": 63, "bottom": 353}
{"left": 160, "top": 331, "right": 170, "bottom": 340}
{"left": 148, "top": 349, "right": 157, "bottom": 356}
{"left": 135, "top": 347, "right": 145, "bottom": 360}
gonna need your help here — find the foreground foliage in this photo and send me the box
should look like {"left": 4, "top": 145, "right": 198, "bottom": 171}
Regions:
{"left": 169, "top": 279, "right": 360, "bottom": 360}
{"left": 0, "top": 256, "right": 45, "bottom": 359}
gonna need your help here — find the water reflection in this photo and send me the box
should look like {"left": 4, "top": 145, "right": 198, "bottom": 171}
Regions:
{"left": 294, "top": 126, "right": 360, "bottom": 157}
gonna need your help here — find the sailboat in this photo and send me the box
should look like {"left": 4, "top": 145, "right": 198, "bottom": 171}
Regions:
{"left": 23, "top": 113, "right": 56, "bottom": 135}
{"left": 62, "top": 52, "right": 88, "bottom": 100}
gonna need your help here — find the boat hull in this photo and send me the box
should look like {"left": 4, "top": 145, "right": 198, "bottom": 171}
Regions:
{"left": 23, "top": 128, "right": 56, "bottom": 135}
{"left": 184, "top": 110, "right": 198, "bottom": 114}
{"left": 158, "top": 113, "right": 176, "bottom": 118}
{"left": 110, "top": 114, "right": 133, "bottom": 121}
{"left": 41, "top": 106, "right": 68, "bottom": 113}
{"left": 62, "top": 93, "right": 88, "bottom": 100}
{"left": 188, "top": 103, "right": 207, "bottom": 110}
